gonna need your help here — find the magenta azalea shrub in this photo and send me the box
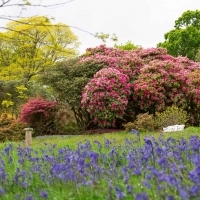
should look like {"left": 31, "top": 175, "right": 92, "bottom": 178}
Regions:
{"left": 19, "top": 96, "right": 58, "bottom": 134}
{"left": 80, "top": 45, "right": 200, "bottom": 127}
{"left": 19, "top": 97, "right": 57, "bottom": 124}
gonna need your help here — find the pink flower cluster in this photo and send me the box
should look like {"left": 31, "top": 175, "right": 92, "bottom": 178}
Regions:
{"left": 134, "top": 58, "right": 200, "bottom": 111}
{"left": 81, "top": 68, "right": 131, "bottom": 127}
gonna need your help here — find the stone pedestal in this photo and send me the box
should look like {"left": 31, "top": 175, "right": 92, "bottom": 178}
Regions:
{"left": 24, "top": 128, "right": 33, "bottom": 147}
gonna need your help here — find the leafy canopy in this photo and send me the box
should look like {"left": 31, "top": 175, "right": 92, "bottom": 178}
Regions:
{"left": 0, "top": 16, "right": 79, "bottom": 82}
{"left": 158, "top": 10, "right": 200, "bottom": 61}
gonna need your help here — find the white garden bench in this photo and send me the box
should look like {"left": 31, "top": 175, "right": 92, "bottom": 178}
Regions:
{"left": 163, "top": 124, "right": 185, "bottom": 132}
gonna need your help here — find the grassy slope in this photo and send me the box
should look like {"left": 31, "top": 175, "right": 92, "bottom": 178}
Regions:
{"left": 0, "top": 126, "right": 199, "bottom": 149}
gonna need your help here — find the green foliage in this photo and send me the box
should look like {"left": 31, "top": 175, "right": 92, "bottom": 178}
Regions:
{"left": 95, "top": 32, "right": 118, "bottom": 43}
{"left": 154, "top": 106, "right": 188, "bottom": 129}
{"left": 123, "top": 122, "right": 135, "bottom": 132}
{"left": 53, "top": 104, "right": 78, "bottom": 135}
{"left": 0, "top": 15, "right": 79, "bottom": 117}
{"left": 0, "top": 79, "right": 56, "bottom": 117}
{"left": 158, "top": 10, "right": 200, "bottom": 61}
{"left": 0, "top": 16, "right": 79, "bottom": 82}
{"left": 0, "top": 80, "right": 29, "bottom": 116}
{"left": 41, "top": 58, "right": 105, "bottom": 128}
{"left": 114, "top": 40, "right": 140, "bottom": 50}
{"left": 123, "top": 113, "right": 154, "bottom": 132}
{"left": 0, "top": 114, "right": 26, "bottom": 142}
{"left": 62, "top": 122, "right": 81, "bottom": 135}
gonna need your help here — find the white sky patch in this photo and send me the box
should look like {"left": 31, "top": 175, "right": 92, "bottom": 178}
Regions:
{"left": 0, "top": 0, "right": 200, "bottom": 54}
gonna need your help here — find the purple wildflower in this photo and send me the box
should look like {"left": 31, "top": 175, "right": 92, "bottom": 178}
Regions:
{"left": 0, "top": 187, "right": 5, "bottom": 196}
{"left": 190, "top": 185, "right": 200, "bottom": 197}
{"left": 126, "top": 185, "right": 133, "bottom": 194}
{"left": 40, "top": 190, "right": 48, "bottom": 198}
{"left": 115, "top": 186, "right": 126, "bottom": 199}
{"left": 168, "top": 195, "right": 174, "bottom": 200}
{"left": 135, "top": 192, "right": 148, "bottom": 200}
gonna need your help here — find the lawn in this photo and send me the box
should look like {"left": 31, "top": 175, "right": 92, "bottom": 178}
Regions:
{"left": 0, "top": 126, "right": 200, "bottom": 199}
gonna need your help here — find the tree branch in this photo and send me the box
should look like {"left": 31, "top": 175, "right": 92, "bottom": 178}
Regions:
{"left": 0, "top": 16, "right": 96, "bottom": 37}
{"left": 0, "top": 0, "right": 75, "bottom": 8}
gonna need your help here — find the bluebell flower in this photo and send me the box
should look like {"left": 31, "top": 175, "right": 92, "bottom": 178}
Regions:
{"left": 160, "top": 174, "right": 179, "bottom": 187}
{"left": 0, "top": 187, "right": 5, "bottom": 196}
{"left": 0, "top": 167, "right": 5, "bottom": 181}
{"left": 178, "top": 139, "right": 188, "bottom": 151}
{"left": 135, "top": 192, "right": 148, "bottom": 200}
{"left": 126, "top": 185, "right": 133, "bottom": 194}
{"left": 78, "top": 158, "right": 85, "bottom": 167}
{"left": 40, "top": 190, "right": 48, "bottom": 198}
{"left": 168, "top": 195, "right": 174, "bottom": 200}
{"left": 179, "top": 188, "right": 188, "bottom": 200}
{"left": 26, "top": 195, "right": 34, "bottom": 200}
{"left": 190, "top": 185, "right": 200, "bottom": 197}
{"left": 115, "top": 186, "right": 126, "bottom": 199}
{"left": 58, "top": 148, "right": 66, "bottom": 155}
{"left": 149, "top": 167, "right": 161, "bottom": 177}
{"left": 3, "top": 146, "right": 10, "bottom": 155}
{"left": 155, "top": 147, "right": 164, "bottom": 157}
{"left": 142, "top": 179, "right": 151, "bottom": 189}
{"left": 191, "top": 155, "right": 200, "bottom": 166}
{"left": 188, "top": 165, "right": 200, "bottom": 183}
{"left": 167, "top": 137, "right": 175, "bottom": 143}
{"left": 13, "top": 169, "right": 27, "bottom": 187}
{"left": 104, "top": 138, "right": 112, "bottom": 148}
{"left": 189, "top": 136, "right": 200, "bottom": 152}
{"left": 83, "top": 180, "right": 93, "bottom": 186}
{"left": 157, "top": 157, "right": 167, "bottom": 167}
{"left": 101, "top": 153, "right": 107, "bottom": 164}
{"left": 145, "top": 173, "right": 152, "bottom": 180}
{"left": 90, "top": 152, "right": 99, "bottom": 163}
{"left": 133, "top": 168, "right": 141, "bottom": 175}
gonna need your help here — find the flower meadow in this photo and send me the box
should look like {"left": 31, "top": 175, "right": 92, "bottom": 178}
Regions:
{"left": 0, "top": 135, "right": 200, "bottom": 200}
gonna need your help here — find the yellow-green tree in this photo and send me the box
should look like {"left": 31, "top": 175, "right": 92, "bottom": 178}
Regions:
{"left": 0, "top": 16, "right": 79, "bottom": 82}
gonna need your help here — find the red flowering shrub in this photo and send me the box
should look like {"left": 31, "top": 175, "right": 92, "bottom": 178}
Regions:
{"left": 81, "top": 68, "right": 132, "bottom": 127}
{"left": 19, "top": 97, "right": 58, "bottom": 135}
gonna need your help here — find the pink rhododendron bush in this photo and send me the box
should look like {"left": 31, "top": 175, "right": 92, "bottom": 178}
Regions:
{"left": 81, "top": 68, "right": 132, "bottom": 126}
{"left": 80, "top": 45, "right": 200, "bottom": 127}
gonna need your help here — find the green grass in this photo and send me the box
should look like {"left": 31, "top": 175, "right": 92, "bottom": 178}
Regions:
{"left": 0, "top": 126, "right": 200, "bottom": 149}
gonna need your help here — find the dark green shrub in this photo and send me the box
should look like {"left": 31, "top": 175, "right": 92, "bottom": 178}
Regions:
{"left": 62, "top": 122, "right": 81, "bottom": 135}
